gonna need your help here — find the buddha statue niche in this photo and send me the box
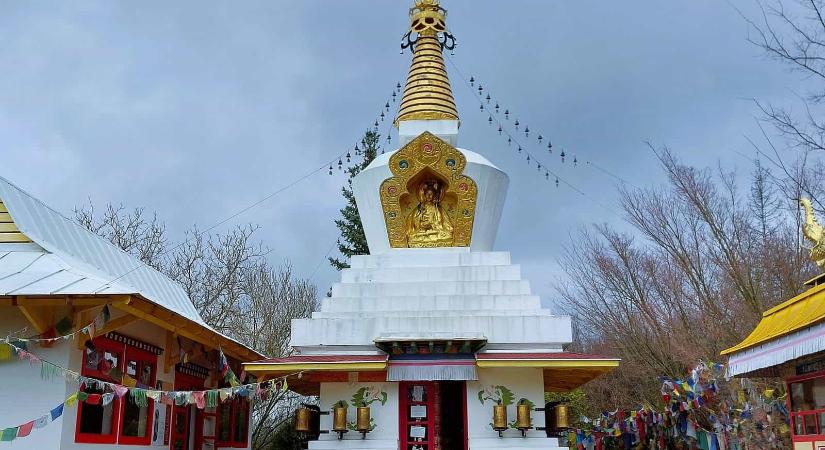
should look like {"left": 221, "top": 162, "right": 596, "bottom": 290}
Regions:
{"left": 405, "top": 179, "right": 453, "bottom": 247}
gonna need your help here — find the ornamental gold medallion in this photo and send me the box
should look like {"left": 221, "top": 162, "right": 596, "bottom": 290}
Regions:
{"left": 380, "top": 132, "right": 477, "bottom": 248}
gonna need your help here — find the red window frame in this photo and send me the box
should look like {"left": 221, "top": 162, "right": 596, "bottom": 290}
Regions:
{"left": 216, "top": 396, "right": 251, "bottom": 448}
{"left": 787, "top": 369, "right": 825, "bottom": 443}
{"left": 75, "top": 336, "right": 123, "bottom": 444}
{"left": 74, "top": 335, "right": 159, "bottom": 446}
{"left": 118, "top": 344, "right": 157, "bottom": 445}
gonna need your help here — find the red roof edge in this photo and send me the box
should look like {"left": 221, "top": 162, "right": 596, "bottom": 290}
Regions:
{"left": 247, "top": 354, "right": 388, "bottom": 364}
{"left": 476, "top": 352, "right": 619, "bottom": 360}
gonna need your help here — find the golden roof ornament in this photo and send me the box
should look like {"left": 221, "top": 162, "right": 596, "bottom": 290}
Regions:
{"left": 800, "top": 197, "right": 825, "bottom": 268}
{"left": 395, "top": 0, "right": 459, "bottom": 126}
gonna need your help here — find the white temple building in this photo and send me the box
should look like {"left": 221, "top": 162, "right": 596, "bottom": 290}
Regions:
{"left": 244, "top": 1, "right": 619, "bottom": 449}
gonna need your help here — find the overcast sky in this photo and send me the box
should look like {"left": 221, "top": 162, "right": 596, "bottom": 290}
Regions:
{"left": 0, "top": 1, "right": 804, "bottom": 307}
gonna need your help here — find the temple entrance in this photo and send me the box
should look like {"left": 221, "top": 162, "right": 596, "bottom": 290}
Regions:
{"left": 399, "top": 381, "right": 468, "bottom": 450}
{"left": 437, "top": 381, "right": 467, "bottom": 450}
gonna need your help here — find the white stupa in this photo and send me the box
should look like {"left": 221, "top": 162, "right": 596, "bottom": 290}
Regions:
{"left": 245, "top": 2, "right": 619, "bottom": 449}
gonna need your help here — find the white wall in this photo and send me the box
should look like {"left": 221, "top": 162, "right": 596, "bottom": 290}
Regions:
{"left": 0, "top": 308, "right": 69, "bottom": 449}
{"left": 0, "top": 308, "right": 252, "bottom": 450}
{"left": 466, "top": 368, "right": 547, "bottom": 440}
{"left": 317, "top": 381, "right": 398, "bottom": 442}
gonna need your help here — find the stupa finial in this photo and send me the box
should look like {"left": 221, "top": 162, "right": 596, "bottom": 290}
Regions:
{"left": 395, "top": 0, "right": 459, "bottom": 127}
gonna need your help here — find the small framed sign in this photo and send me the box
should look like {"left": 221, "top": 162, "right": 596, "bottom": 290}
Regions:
{"left": 409, "top": 426, "right": 427, "bottom": 439}
{"left": 410, "top": 405, "right": 427, "bottom": 418}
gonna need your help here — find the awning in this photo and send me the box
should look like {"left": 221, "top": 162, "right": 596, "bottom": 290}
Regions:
{"left": 243, "top": 351, "right": 619, "bottom": 394}
{"left": 722, "top": 281, "right": 825, "bottom": 356}
{"left": 722, "top": 277, "right": 825, "bottom": 376}
{"left": 476, "top": 352, "right": 620, "bottom": 392}
{"left": 243, "top": 355, "right": 388, "bottom": 396}
{"left": 388, "top": 355, "right": 477, "bottom": 381}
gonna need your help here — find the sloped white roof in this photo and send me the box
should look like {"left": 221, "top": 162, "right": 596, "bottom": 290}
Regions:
{"left": 0, "top": 247, "right": 136, "bottom": 295}
{"left": 0, "top": 175, "right": 210, "bottom": 327}
{"left": 0, "top": 176, "right": 263, "bottom": 359}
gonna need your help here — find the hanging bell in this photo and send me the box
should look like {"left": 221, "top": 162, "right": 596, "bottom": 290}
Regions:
{"left": 387, "top": 135, "right": 391, "bottom": 143}
{"left": 338, "top": 159, "right": 343, "bottom": 170}
{"left": 538, "top": 135, "right": 543, "bottom": 143}
{"left": 573, "top": 157, "right": 578, "bottom": 167}
{"left": 518, "top": 146, "right": 522, "bottom": 153}
{"left": 380, "top": 111, "right": 385, "bottom": 119}
{"left": 504, "top": 109, "right": 509, "bottom": 120}
{"left": 479, "top": 104, "right": 484, "bottom": 111}
{"left": 488, "top": 116, "right": 493, "bottom": 125}
{"left": 555, "top": 177, "right": 559, "bottom": 187}
{"left": 560, "top": 150, "right": 566, "bottom": 163}
{"left": 526, "top": 155, "right": 530, "bottom": 165}
{"left": 514, "top": 119, "right": 519, "bottom": 130}
{"left": 537, "top": 163, "right": 541, "bottom": 170}
{"left": 385, "top": 102, "right": 390, "bottom": 111}
{"left": 354, "top": 143, "right": 360, "bottom": 155}
{"left": 346, "top": 152, "right": 351, "bottom": 163}
{"left": 548, "top": 141, "right": 553, "bottom": 153}
{"left": 374, "top": 120, "right": 379, "bottom": 128}
{"left": 397, "top": 82, "right": 401, "bottom": 89}
{"left": 545, "top": 172, "right": 549, "bottom": 180}
{"left": 507, "top": 137, "right": 512, "bottom": 146}
{"left": 495, "top": 103, "right": 500, "bottom": 113}
{"left": 485, "top": 93, "right": 491, "bottom": 103}
{"left": 470, "top": 76, "right": 475, "bottom": 86}
{"left": 498, "top": 125, "right": 502, "bottom": 135}
{"left": 329, "top": 165, "right": 333, "bottom": 175}
{"left": 525, "top": 126, "right": 530, "bottom": 137}
{"left": 478, "top": 84, "right": 483, "bottom": 93}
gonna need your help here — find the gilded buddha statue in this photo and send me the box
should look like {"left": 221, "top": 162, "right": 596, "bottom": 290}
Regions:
{"left": 405, "top": 179, "right": 453, "bottom": 247}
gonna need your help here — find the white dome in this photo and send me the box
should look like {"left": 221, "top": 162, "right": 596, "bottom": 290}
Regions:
{"left": 352, "top": 145, "right": 509, "bottom": 254}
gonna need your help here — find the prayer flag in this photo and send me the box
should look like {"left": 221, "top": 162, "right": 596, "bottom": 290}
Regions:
{"left": 0, "top": 428, "right": 16, "bottom": 441}
{"left": 16, "top": 421, "right": 34, "bottom": 438}
{"left": 51, "top": 403, "right": 64, "bottom": 420}
{"left": 33, "top": 415, "right": 50, "bottom": 429}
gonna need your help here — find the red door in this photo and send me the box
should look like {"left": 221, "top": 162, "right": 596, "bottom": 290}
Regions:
{"left": 400, "top": 382, "right": 436, "bottom": 450}
{"left": 170, "top": 406, "right": 190, "bottom": 450}
{"left": 172, "top": 371, "right": 204, "bottom": 450}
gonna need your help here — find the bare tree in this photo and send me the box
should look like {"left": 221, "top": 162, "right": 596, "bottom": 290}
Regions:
{"left": 75, "top": 203, "right": 317, "bottom": 450}
{"left": 558, "top": 149, "right": 811, "bottom": 447}
{"left": 74, "top": 202, "right": 167, "bottom": 271}
{"left": 739, "top": 0, "right": 825, "bottom": 209}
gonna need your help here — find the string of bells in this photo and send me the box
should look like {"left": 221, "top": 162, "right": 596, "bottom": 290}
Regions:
{"left": 329, "top": 82, "right": 402, "bottom": 176}
{"left": 467, "top": 75, "right": 578, "bottom": 189}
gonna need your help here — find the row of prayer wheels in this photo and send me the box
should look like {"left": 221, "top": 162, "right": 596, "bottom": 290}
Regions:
{"left": 295, "top": 405, "right": 372, "bottom": 440}
{"left": 492, "top": 403, "right": 570, "bottom": 437}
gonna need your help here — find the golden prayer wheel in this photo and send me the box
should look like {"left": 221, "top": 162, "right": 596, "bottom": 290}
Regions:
{"left": 333, "top": 406, "right": 348, "bottom": 432}
{"left": 492, "top": 405, "right": 508, "bottom": 431}
{"left": 516, "top": 404, "right": 532, "bottom": 429}
{"left": 356, "top": 406, "right": 371, "bottom": 433}
{"left": 554, "top": 404, "right": 570, "bottom": 430}
{"left": 295, "top": 407, "right": 312, "bottom": 433}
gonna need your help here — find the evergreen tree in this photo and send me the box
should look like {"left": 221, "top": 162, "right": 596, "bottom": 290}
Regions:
{"left": 329, "top": 130, "right": 380, "bottom": 270}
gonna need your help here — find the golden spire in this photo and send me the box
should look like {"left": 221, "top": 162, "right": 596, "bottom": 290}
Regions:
{"left": 395, "top": 0, "right": 459, "bottom": 126}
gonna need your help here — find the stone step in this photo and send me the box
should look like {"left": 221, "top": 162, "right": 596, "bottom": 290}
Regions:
{"left": 290, "top": 315, "right": 573, "bottom": 347}
{"left": 349, "top": 250, "right": 511, "bottom": 269}
{"left": 309, "top": 439, "right": 397, "bottom": 449}
{"left": 331, "top": 280, "right": 531, "bottom": 298}
{"left": 320, "top": 295, "right": 542, "bottom": 313}
{"left": 311, "top": 308, "right": 551, "bottom": 319}
{"left": 340, "top": 264, "right": 522, "bottom": 283}
{"left": 469, "top": 437, "right": 566, "bottom": 448}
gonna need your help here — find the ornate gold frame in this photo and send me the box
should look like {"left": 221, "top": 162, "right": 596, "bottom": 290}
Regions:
{"left": 379, "top": 132, "right": 477, "bottom": 248}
